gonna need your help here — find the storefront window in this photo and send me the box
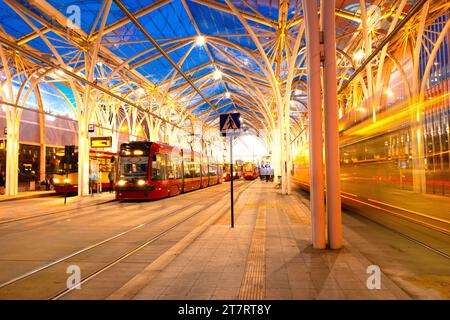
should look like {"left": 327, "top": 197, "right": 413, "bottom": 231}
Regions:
{"left": 18, "top": 144, "right": 40, "bottom": 183}
{"left": 0, "top": 139, "right": 6, "bottom": 179}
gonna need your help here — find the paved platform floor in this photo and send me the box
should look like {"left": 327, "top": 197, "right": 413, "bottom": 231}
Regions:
{"left": 107, "top": 181, "right": 449, "bottom": 300}
{"left": 0, "top": 190, "right": 56, "bottom": 202}
{"left": 0, "top": 180, "right": 447, "bottom": 300}
{"left": 0, "top": 192, "right": 115, "bottom": 222}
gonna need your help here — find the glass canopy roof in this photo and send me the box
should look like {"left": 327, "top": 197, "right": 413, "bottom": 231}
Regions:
{"left": 0, "top": 0, "right": 424, "bottom": 135}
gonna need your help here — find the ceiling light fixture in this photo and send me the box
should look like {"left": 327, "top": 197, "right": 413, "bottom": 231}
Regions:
{"left": 196, "top": 35, "right": 206, "bottom": 46}
{"left": 213, "top": 69, "right": 222, "bottom": 80}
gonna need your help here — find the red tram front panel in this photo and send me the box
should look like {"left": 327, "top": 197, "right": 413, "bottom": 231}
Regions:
{"left": 116, "top": 142, "right": 182, "bottom": 200}
{"left": 243, "top": 162, "right": 259, "bottom": 180}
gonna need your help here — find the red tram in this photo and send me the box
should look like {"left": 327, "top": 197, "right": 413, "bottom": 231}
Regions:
{"left": 223, "top": 162, "right": 242, "bottom": 181}
{"left": 243, "top": 162, "right": 259, "bottom": 180}
{"left": 116, "top": 141, "right": 222, "bottom": 200}
{"left": 52, "top": 150, "right": 116, "bottom": 194}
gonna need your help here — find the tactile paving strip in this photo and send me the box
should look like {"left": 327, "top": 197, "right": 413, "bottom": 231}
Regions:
{"left": 238, "top": 206, "right": 266, "bottom": 299}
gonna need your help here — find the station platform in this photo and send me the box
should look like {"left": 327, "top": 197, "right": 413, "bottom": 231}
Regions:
{"left": 100, "top": 181, "right": 448, "bottom": 300}
{"left": 0, "top": 180, "right": 448, "bottom": 300}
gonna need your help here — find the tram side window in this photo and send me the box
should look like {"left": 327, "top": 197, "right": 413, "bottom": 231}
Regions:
{"left": 189, "top": 162, "right": 196, "bottom": 178}
{"left": 201, "top": 161, "right": 208, "bottom": 176}
{"left": 172, "top": 153, "right": 182, "bottom": 179}
{"left": 165, "top": 154, "right": 182, "bottom": 180}
{"left": 183, "top": 156, "right": 191, "bottom": 179}
{"left": 191, "top": 159, "right": 201, "bottom": 178}
{"left": 151, "top": 153, "right": 166, "bottom": 181}
{"left": 165, "top": 154, "right": 174, "bottom": 180}
{"left": 195, "top": 160, "right": 201, "bottom": 178}
{"left": 209, "top": 163, "right": 217, "bottom": 176}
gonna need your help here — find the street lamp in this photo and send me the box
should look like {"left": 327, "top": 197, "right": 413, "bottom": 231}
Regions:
{"left": 196, "top": 35, "right": 206, "bottom": 46}
{"left": 384, "top": 88, "right": 394, "bottom": 98}
{"left": 353, "top": 50, "right": 365, "bottom": 64}
{"left": 213, "top": 69, "right": 222, "bottom": 80}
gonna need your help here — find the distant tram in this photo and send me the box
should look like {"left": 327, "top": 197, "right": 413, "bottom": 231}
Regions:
{"left": 223, "top": 162, "right": 242, "bottom": 181}
{"left": 116, "top": 141, "right": 223, "bottom": 200}
{"left": 243, "top": 162, "right": 259, "bottom": 180}
{"left": 52, "top": 150, "right": 116, "bottom": 194}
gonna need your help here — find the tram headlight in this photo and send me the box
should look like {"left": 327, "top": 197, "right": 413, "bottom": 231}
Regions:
{"left": 118, "top": 180, "right": 126, "bottom": 186}
{"left": 53, "top": 178, "right": 60, "bottom": 184}
{"left": 137, "top": 179, "right": 146, "bottom": 186}
{"left": 63, "top": 178, "right": 70, "bottom": 183}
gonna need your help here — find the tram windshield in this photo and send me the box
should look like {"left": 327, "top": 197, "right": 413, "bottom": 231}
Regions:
{"left": 119, "top": 156, "right": 148, "bottom": 179}
{"left": 55, "top": 154, "right": 78, "bottom": 174}
{"left": 243, "top": 163, "right": 254, "bottom": 172}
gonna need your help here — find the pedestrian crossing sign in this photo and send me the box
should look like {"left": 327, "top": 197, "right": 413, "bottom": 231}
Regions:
{"left": 220, "top": 113, "right": 241, "bottom": 137}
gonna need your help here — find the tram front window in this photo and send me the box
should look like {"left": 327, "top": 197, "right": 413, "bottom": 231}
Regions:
{"left": 56, "top": 155, "right": 78, "bottom": 174}
{"left": 119, "top": 157, "right": 148, "bottom": 180}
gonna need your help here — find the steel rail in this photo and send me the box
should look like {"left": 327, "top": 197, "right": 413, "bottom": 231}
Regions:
{"left": 0, "top": 198, "right": 116, "bottom": 226}
{"left": 0, "top": 181, "right": 249, "bottom": 296}
{"left": 51, "top": 180, "right": 252, "bottom": 300}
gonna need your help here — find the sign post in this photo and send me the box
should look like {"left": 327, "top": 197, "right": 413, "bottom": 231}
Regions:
{"left": 230, "top": 136, "right": 234, "bottom": 228}
{"left": 64, "top": 145, "right": 75, "bottom": 205}
{"left": 220, "top": 113, "right": 241, "bottom": 228}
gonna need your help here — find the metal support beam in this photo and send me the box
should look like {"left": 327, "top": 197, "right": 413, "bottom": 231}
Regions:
{"left": 190, "top": 0, "right": 278, "bottom": 28}
{"left": 0, "top": 35, "right": 185, "bottom": 131}
{"left": 34, "top": 83, "right": 46, "bottom": 183}
{"left": 322, "top": 0, "right": 342, "bottom": 249}
{"left": 339, "top": 0, "right": 430, "bottom": 94}
{"left": 304, "top": 0, "right": 326, "bottom": 249}
{"left": 113, "top": 0, "right": 220, "bottom": 116}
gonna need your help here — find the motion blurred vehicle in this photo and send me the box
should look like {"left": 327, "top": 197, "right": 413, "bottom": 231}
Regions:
{"left": 116, "top": 141, "right": 223, "bottom": 200}
{"left": 51, "top": 149, "right": 116, "bottom": 194}
{"left": 293, "top": 92, "right": 450, "bottom": 202}
{"left": 243, "top": 162, "right": 259, "bottom": 180}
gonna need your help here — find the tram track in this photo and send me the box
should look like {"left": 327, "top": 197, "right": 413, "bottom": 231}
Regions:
{"left": 0, "top": 180, "right": 251, "bottom": 299}
{"left": 0, "top": 183, "right": 229, "bottom": 230}
{"left": 292, "top": 179, "right": 450, "bottom": 260}
{"left": 0, "top": 197, "right": 117, "bottom": 226}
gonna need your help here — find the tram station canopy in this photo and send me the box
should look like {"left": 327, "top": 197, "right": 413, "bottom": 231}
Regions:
{"left": 2, "top": 0, "right": 445, "bottom": 142}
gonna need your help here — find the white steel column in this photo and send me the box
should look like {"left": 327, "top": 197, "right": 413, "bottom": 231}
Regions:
{"left": 35, "top": 84, "right": 46, "bottom": 183}
{"left": 5, "top": 113, "right": 19, "bottom": 196}
{"left": 323, "top": 0, "right": 342, "bottom": 249}
{"left": 304, "top": 0, "right": 326, "bottom": 249}
{"left": 0, "top": 42, "right": 19, "bottom": 196}
{"left": 78, "top": 119, "right": 90, "bottom": 196}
